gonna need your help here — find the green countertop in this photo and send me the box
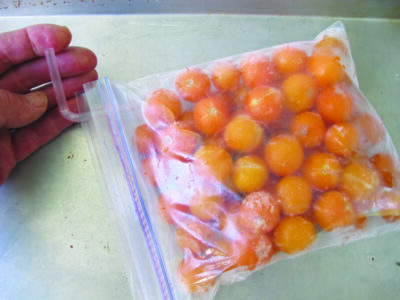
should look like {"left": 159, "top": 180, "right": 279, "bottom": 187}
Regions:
{"left": 0, "top": 14, "right": 399, "bottom": 300}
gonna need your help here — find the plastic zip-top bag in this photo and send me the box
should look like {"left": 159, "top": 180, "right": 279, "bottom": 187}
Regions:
{"left": 46, "top": 21, "right": 400, "bottom": 300}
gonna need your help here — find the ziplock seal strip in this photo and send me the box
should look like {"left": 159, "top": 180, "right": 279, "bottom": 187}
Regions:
{"left": 103, "top": 78, "right": 173, "bottom": 300}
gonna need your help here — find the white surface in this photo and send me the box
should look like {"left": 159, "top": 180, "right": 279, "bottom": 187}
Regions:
{"left": 0, "top": 15, "right": 400, "bottom": 300}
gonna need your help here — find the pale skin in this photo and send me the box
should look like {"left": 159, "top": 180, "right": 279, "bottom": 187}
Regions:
{"left": 0, "top": 24, "right": 98, "bottom": 185}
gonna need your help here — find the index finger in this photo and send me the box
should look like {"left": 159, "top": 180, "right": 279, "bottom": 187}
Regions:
{"left": 0, "top": 24, "right": 72, "bottom": 74}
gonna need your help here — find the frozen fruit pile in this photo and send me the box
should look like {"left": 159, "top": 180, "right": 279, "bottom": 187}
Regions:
{"left": 133, "top": 34, "right": 400, "bottom": 294}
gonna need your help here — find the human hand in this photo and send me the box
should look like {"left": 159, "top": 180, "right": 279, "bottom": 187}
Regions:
{"left": 0, "top": 24, "right": 98, "bottom": 185}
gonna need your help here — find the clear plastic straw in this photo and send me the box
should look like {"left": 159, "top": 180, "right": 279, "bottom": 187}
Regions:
{"left": 45, "top": 48, "right": 90, "bottom": 122}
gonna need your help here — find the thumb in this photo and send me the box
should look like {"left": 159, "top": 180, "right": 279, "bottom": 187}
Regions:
{"left": 0, "top": 90, "right": 48, "bottom": 128}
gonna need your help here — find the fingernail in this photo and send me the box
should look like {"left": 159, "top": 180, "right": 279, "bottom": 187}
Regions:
{"left": 26, "top": 92, "right": 48, "bottom": 109}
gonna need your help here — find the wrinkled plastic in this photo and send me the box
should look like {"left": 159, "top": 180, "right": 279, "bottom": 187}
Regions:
{"left": 79, "top": 22, "right": 400, "bottom": 300}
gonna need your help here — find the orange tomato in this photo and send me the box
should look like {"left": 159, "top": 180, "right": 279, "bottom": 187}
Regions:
{"left": 233, "top": 155, "right": 269, "bottom": 193}
{"left": 176, "top": 68, "right": 211, "bottom": 102}
{"left": 175, "top": 226, "right": 205, "bottom": 255}
{"left": 308, "top": 52, "right": 345, "bottom": 86}
{"left": 290, "top": 111, "right": 326, "bottom": 148}
{"left": 210, "top": 91, "right": 234, "bottom": 112}
{"left": 251, "top": 234, "right": 274, "bottom": 267}
{"left": 316, "top": 86, "right": 353, "bottom": 123}
{"left": 158, "top": 194, "right": 188, "bottom": 225}
{"left": 355, "top": 113, "right": 385, "bottom": 147}
{"left": 273, "top": 46, "right": 308, "bottom": 75}
{"left": 232, "top": 234, "right": 274, "bottom": 271}
{"left": 273, "top": 216, "right": 316, "bottom": 254}
{"left": 203, "top": 134, "right": 226, "bottom": 148}
{"left": 313, "top": 190, "right": 355, "bottom": 231}
{"left": 264, "top": 134, "right": 304, "bottom": 176}
{"left": 150, "top": 89, "right": 181, "bottom": 118}
{"left": 134, "top": 124, "right": 158, "bottom": 155}
{"left": 276, "top": 175, "right": 312, "bottom": 216}
{"left": 144, "top": 89, "right": 181, "bottom": 128}
{"left": 282, "top": 74, "right": 317, "bottom": 113}
{"left": 175, "top": 216, "right": 214, "bottom": 250}
{"left": 211, "top": 61, "right": 241, "bottom": 91}
{"left": 232, "top": 85, "right": 250, "bottom": 109}
{"left": 158, "top": 122, "right": 200, "bottom": 159}
{"left": 282, "top": 73, "right": 317, "bottom": 113}
{"left": 158, "top": 194, "right": 174, "bottom": 224}
{"left": 313, "top": 36, "right": 348, "bottom": 56}
{"left": 207, "top": 234, "right": 233, "bottom": 258}
{"left": 341, "top": 161, "right": 380, "bottom": 200}
{"left": 189, "top": 187, "right": 224, "bottom": 221}
{"left": 303, "top": 152, "right": 342, "bottom": 190}
{"left": 178, "top": 257, "right": 218, "bottom": 294}
{"left": 238, "top": 191, "right": 281, "bottom": 234}
{"left": 193, "top": 97, "right": 229, "bottom": 135}
{"left": 376, "top": 189, "right": 400, "bottom": 222}
{"left": 370, "top": 152, "right": 398, "bottom": 188}
{"left": 241, "top": 53, "right": 275, "bottom": 88}
{"left": 178, "top": 110, "right": 196, "bottom": 131}
{"left": 245, "top": 86, "right": 284, "bottom": 123}
{"left": 140, "top": 156, "right": 158, "bottom": 186}
{"left": 194, "top": 144, "right": 233, "bottom": 182}
{"left": 324, "top": 122, "right": 359, "bottom": 157}
{"left": 230, "top": 238, "right": 256, "bottom": 271}
{"left": 224, "top": 115, "right": 263, "bottom": 153}
{"left": 355, "top": 214, "right": 368, "bottom": 229}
